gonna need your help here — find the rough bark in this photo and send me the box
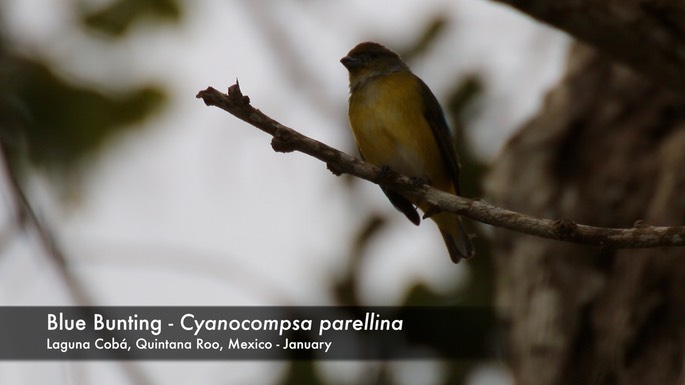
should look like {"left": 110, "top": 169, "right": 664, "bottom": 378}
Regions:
{"left": 492, "top": 0, "right": 685, "bottom": 93}
{"left": 486, "top": 44, "right": 685, "bottom": 385}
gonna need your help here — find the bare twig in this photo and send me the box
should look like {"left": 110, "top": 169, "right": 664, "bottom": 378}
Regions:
{"left": 0, "top": 143, "right": 154, "bottom": 385}
{"left": 196, "top": 83, "right": 685, "bottom": 249}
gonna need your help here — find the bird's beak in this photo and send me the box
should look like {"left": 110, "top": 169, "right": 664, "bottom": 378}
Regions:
{"left": 340, "top": 56, "right": 361, "bottom": 70}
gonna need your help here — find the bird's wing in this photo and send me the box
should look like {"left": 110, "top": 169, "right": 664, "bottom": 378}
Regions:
{"left": 357, "top": 146, "right": 421, "bottom": 226}
{"left": 419, "top": 78, "right": 462, "bottom": 195}
{"left": 380, "top": 187, "right": 421, "bottom": 226}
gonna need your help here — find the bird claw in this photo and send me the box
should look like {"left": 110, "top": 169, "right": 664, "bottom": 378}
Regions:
{"left": 422, "top": 206, "right": 441, "bottom": 219}
{"left": 377, "top": 165, "right": 391, "bottom": 180}
{"left": 409, "top": 176, "right": 429, "bottom": 187}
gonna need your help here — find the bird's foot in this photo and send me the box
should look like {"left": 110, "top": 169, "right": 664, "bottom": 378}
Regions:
{"left": 409, "top": 176, "right": 429, "bottom": 187}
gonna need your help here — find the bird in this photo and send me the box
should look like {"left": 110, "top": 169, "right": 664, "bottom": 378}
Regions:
{"left": 340, "top": 41, "right": 474, "bottom": 263}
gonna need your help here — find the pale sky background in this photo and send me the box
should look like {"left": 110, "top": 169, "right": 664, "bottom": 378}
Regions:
{"left": 0, "top": 0, "right": 569, "bottom": 383}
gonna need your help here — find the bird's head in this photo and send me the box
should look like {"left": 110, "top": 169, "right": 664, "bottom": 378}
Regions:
{"left": 340, "top": 42, "right": 408, "bottom": 92}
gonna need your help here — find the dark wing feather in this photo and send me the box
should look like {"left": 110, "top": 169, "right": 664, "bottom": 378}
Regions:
{"left": 357, "top": 146, "right": 421, "bottom": 226}
{"left": 418, "top": 77, "right": 462, "bottom": 195}
{"left": 380, "top": 187, "right": 421, "bottom": 226}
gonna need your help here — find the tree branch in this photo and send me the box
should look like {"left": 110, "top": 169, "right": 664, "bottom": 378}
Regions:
{"left": 196, "top": 83, "right": 685, "bottom": 249}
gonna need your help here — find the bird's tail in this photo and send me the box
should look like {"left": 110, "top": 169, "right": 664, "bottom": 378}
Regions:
{"left": 433, "top": 212, "right": 474, "bottom": 263}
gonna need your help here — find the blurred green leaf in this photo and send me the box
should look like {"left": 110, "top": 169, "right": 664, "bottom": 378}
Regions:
{"left": 278, "top": 361, "right": 327, "bottom": 385}
{"left": 446, "top": 74, "right": 486, "bottom": 199}
{"left": 81, "top": 0, "right": 181, "bottom": 36}
{"left": 333, "top": 214, "right": 388, "bottom": 306}
{"left": 400, "top": 15, "right": 450, "bottom": 62}
{"left": 446, "top": 75, "right": 483, "bottom": 121}
{"left": 2, "top": 56, "right": 165, "bottom": 177}
{"left": 402, "top": 282, "right": 450, "bottom": 306}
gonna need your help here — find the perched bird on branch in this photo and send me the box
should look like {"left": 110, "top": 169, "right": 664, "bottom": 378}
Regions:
{"left": 340, "top": 42, "right": 473, "bottom": 263}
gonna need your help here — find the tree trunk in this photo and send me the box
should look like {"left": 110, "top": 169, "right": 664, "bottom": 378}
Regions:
{"left": 491, "top": 0, "right": 685, "bottom": 93}
{"left": 485, "top": 43, "right": 685, "bottom": 385}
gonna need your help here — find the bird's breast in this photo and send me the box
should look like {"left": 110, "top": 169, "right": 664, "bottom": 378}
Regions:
{"left": 348, "top": 73, "right": 447, "bottom": 185}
